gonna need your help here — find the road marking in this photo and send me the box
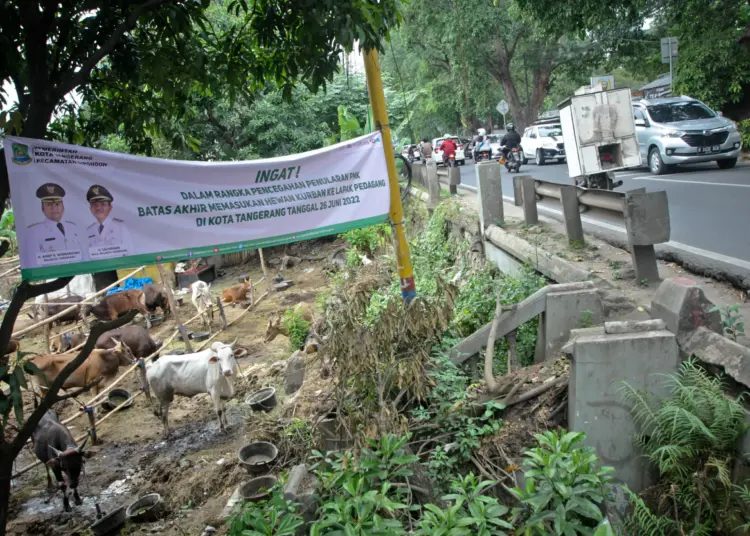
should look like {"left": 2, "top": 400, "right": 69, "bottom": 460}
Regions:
{"left": 631, "top": 177, "right": 750, "bottom": 188}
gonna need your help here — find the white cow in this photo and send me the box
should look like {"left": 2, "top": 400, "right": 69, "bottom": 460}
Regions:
{"left": 191, "top": 281, "right": 214, "bottom": 331}
{"left": 147, "top": 340, "right": 238, "bottom": 438}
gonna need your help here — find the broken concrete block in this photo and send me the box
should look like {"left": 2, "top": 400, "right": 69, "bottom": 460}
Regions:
{"left": 651, "top": 277, "right": 721, "bottom": 343}
{"left": 567, "top": 325, "right": 679, "bottom": 493}
{"left": 540, "top": 288, "right": 604, "bottom": 362}
{"left": 681, "top": 327, "right": 750, "bottom": 389}
{"left": 285, "top": 351, "right": 306, "bottom": 394}
{"left": 283, "top": 464, "right": 308, "bottom": 501}
{"left": 604, "top": 319, "right": 665, "bottom": 334}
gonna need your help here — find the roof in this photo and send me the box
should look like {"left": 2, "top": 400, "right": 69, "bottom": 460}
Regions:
{"left": 640, "top": 73, "right": 671, "bottom": 91}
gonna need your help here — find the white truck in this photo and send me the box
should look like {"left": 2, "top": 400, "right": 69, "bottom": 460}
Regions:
{"left": 559, "top": 85, "right": 642, "bottom": 189}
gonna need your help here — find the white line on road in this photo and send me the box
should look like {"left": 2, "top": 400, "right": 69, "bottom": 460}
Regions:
{"left": 631, "top": 177, "right": 750, "bottom": 188}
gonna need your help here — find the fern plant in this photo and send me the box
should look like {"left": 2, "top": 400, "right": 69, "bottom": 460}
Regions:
{"left": 621, "top": 358, "right": 750, "bottom": 534}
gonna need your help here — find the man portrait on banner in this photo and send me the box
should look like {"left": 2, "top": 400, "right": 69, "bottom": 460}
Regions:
{"left": 85, "top": 184, "right": 133, "bottom": 258}
{"left": 27, "top": 183, "right": 83, "bottom": 254}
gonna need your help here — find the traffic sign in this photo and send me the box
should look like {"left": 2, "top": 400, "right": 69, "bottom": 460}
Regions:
{"left": 660, "top": 37, "right": 678, "bottom": 63}
{"left": 496, "top": 100, "right": 509, "bottom": 115}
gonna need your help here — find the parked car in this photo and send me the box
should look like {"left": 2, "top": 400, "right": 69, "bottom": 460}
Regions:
{"left": 632, "top": 96, "right": 742, "bottom": 174}
{"left": 432, "top": 136, "right": 466, "bottom": 166}
{"left": 460, "top": 138, "right": 473, "bottom": 159}
{"left": 521, "top": 123, "right": 566, "bottom": 165}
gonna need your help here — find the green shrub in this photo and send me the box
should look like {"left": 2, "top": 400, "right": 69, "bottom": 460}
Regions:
{"left": 227, "top": 486, "right": 303, "bottom": 536}
{"left": 509, "top": 430, "right": 614, "bottom": 535}
{"left": 340, "top": 223, "right": 391, "bottom": 256}
{"left": 737, "top": 119, "right": 750, "bottom": 149}
{"left": 282, "top": 308, "right": 310, "bottom": 351}
{"left": 621, "top": 358, "right": 750, "bottom": 534}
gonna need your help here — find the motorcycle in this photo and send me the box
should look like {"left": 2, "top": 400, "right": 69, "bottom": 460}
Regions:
{"left": 445, "top": 154, "right": 457, "bottom": 168}
{"left": 501, "top": 146, "right": 523, "bottom": 173}
{"left": 474, "top": 138, "right": 493, "bottom": 162}
{"left": 574, "top": 171, "right": 623, "bottom": 190}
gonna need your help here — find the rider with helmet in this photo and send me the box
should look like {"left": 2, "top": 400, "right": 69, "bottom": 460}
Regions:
{"left": 501, "top": 123, "right": 521, "bottom": 160}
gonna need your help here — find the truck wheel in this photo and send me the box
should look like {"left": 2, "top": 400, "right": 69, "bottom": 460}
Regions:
{"left": 536, "top": 149, "right": 545, "bottom": 166}
{"left": 521, "top": 148, "right": 528, "bottom": 165}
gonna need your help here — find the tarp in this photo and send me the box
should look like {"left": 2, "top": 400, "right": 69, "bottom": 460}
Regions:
{"left": 106, "top": 277, "right": 153, "bottom": 295}
{"left": 4, "top": 133, "right": 390, "bottom": 281}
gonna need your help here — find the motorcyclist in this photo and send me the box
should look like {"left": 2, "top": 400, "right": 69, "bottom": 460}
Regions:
{"left": 419, "top": 138, "right": 433, "bottom": 161}
{"left": 441, "top": 137, "right": 457, "bottom": 166}
{"left": 472, "top": 128, "right": 487, "bottom": 160}
{"left": 501, "top": 123, "right": 521, "bottom": 160}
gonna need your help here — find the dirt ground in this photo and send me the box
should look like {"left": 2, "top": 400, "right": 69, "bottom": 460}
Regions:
{"left": 5, "top": 238, "right": 344, "bottom": 536}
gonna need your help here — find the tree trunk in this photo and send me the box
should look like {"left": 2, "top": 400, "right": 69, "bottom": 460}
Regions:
{"left": 0, "top": 451, "right": 10, "bottom": 536}
{"left": 491, "top": 37, "right": 532, "bottom": 132}
{"left": 454, "top": 1, "right": 473, "bottom": 130}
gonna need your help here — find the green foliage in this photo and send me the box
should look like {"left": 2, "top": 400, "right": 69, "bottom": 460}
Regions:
{"left": 282, "top": 309, "right": 311, "bottom": 351}
{"left": 738, "top": 119, "right": 750, "bottom": 148}
{"left": 450, "top": 268, "right": 500, "bottom": 337}
{"left": 416, "top": 473, "right": 513, "bottom": 536}
{"left": 228, "top": 486, "right": 303, "bottom": 536}
{"left": 710, "top": 305, "right": 745, "bottom": 342}
{"left": 341, "top": 224, "right": 391, "bottom": 257}
{"left": 0, "top": 208, "right": 17, "bottom": 256}
{"left": 509, "top": 430, "right": 614, "bottom": 535}
{"left": 338, "top": 105, "right": 364, "bottom": 141}
{"left": 621, "top": 358, "right": 750, "bottom": 534}
{"left": 580, "top": 310, "right": 593, "bottom": 328}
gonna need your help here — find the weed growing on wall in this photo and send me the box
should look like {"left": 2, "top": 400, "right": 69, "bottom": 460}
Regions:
{"left": 282, "top": 308, "right": 311, "bottom": 351}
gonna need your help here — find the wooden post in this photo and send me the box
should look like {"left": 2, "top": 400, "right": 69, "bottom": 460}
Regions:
{"left": 43, "top": 294, "right": 51, "bottom": 353}
{"left": 156, "top": 264, "right": 193, "bottom": 353}
{"left": 216, "top": 297, "right": 228, "bottom": 330}
{"left": 258, "top": 248, "right": 269, "bottom": 289}
{"left": 85, "top": 407, "right": 98, "bottom": 445}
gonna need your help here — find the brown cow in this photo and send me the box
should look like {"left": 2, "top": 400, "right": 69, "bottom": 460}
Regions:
{"left": 221, "top": 278, "right": 252, "bottom": 306}
{"left": 28, "top": 294, "right": 85, "bottom": 325}
{"left": 51, "top": 330, "right": 87, "bottom": 353}
{"left": 31, "top": 340, "right": 136, "bottom": 397}
{"left": 85, "top": 290, "right": 151, "bottom": 328}
{"left": 265, "top": 302, "right": 313, "bottom": 344}
{"left": 142, "top": 283, "right": 170, "bottom": 317}
{"left": 96, "top": 325, "right": 161, "bottom": 359}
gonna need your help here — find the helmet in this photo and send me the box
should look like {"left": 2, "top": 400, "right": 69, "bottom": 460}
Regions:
{"left": 477, "top": 128, "right": 486, "bottom": 136}
{"left": 507, "top": 123, "right": 515, "bottom": 132}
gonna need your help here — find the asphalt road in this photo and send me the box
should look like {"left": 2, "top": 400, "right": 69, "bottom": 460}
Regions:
{"left": 457, "top": 158, "right": 750, "bottom": 263}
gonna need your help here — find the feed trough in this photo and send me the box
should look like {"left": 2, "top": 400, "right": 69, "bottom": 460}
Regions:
{"left": 239, "top": 475, "right": 278, "bottom": 502}
{"left": 102, "top": 388, "right": 133, "bottom": 411}
{"left": 189, "top": 331, "right": 210, "bottom": 342}
{"left": 90, "top": 506, "right": 126, "bottom": 536}
{"left": 238, "top": 441, "right": 278, "bottom": 474}
{"left": 126, "top": 493, "right": 164, "bottom": 523}
{"left": 245, "top": 387, "right": 277, "bottom": 411}
{"left": 147, "top": 313, "right": 164, "bottom": 327}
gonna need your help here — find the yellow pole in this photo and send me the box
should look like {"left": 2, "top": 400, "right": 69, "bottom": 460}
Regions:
{"left": 363, "top": 49, "right": 416, "bottom": 303}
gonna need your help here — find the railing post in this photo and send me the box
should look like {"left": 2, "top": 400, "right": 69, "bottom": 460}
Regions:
{"left": 425, "top": 159, "right": 440, "bottom": 214}
{"left": 521, "top": 176, "right": 538, "bottom": 225}
{"left": 512, "top": 176, "right": 523, "bottom": 206}
{"left": 624, "top": 190, "right": 670, "bottom": 285}
{"left": 475, "top": 161, "right": 503, "bottom": 231}
{"left": 448, "top": 166, "right": 461, "bottom": 195}
{"left": 560, "top": 185, "right": 584, "bottom": 245}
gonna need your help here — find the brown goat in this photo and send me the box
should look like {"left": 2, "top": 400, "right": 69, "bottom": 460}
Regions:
{"left": 265, "top": 302, "right": 313, "bottom": 343}
{"left": 221, "top": 278, "right": 252, "bottom": 306}
{"left": 31, "top": 340, "right": 136, "bottom": 397}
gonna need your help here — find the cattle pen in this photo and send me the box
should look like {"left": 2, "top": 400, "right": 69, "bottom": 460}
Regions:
{"left": 8, "top": 251, "right": 272, "bottom": 481}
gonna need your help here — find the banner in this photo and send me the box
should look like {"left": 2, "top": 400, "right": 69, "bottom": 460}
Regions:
{"left": 4, "top": 133, "right": 390, "bottom": 281}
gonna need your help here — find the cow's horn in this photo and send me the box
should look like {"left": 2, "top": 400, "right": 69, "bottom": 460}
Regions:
{"left": 230, "top": 336, "right": 238, "bottom": 348}
{"left": 48, "top": 445, "right": 64, "bottom": 458}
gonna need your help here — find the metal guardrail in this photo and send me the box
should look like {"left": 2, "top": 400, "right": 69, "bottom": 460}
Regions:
{"left": 528, "top": 179, "right": 626, "bottom": 214}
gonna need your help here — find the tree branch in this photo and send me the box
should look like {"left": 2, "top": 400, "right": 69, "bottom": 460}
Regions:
{"left": 8, "top": 309, "right": 138, "bottom": 455}
{"left": 55, "top": 0, "right": 179, "bottom": 99}
{"left": 53, "top": 377, "right": 104, "bottom": 402}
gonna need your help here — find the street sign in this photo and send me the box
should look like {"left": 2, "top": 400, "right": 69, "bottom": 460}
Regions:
{"left": 496, "top": 100, "right": 509, "bottom": 114}
{"left": 590, "top": 75, "right": 615, "bottom": 90}
{"left": 660, "top": 37, "right": 678, "bottom": 63}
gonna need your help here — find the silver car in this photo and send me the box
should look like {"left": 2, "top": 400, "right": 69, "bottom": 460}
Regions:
{"left": 633, "top": 96, "right": 742, "bottom": 175}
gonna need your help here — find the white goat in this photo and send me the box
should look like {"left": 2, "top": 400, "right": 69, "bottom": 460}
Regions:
{"left": 191, "top": 281, "right": 214, "bottom": 331}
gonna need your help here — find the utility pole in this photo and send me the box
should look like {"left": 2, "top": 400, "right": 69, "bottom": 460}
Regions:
{"left": 362, "top": 49, "right": 417, "bottom": 304}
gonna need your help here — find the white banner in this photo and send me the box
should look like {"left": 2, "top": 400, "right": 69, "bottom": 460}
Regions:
{"left": 4, "top": 133, "right": 390, "bottom": 280}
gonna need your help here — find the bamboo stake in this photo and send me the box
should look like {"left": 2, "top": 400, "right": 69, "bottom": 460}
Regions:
{"left": 0, "top": 265, "right": 20, "bottom": 279}
{"left": 12, "top": 265, "right": 146, "bottom": 338}
{"left": 0, "top": 256, "right": 19, "bottom": 265}
{"left": 43, "top": 294, "right": 51, "bottom": 353}
{"left": 258, "top": 249, "right": 270, "bottom": 290}
{"left": 156, "top": 264, "right": 192, "bottom": 353}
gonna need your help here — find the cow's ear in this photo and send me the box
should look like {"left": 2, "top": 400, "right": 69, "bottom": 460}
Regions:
{"left": 208, "top": 355, "right": 218, "bottom": 363}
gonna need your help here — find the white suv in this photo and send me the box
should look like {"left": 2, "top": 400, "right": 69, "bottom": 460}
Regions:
{"left": 633, "top": 96, "right": 742, "bottom": 174}
{"left": 521, "top": 123, "right": 566, "bottom": 165}
{"left": 432, "top": 136, "right": 466, "bottom": 166}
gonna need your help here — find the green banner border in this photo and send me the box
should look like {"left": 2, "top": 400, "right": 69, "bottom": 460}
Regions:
{"left": 21, "top": 215, "right": 388, "bottom": 281}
